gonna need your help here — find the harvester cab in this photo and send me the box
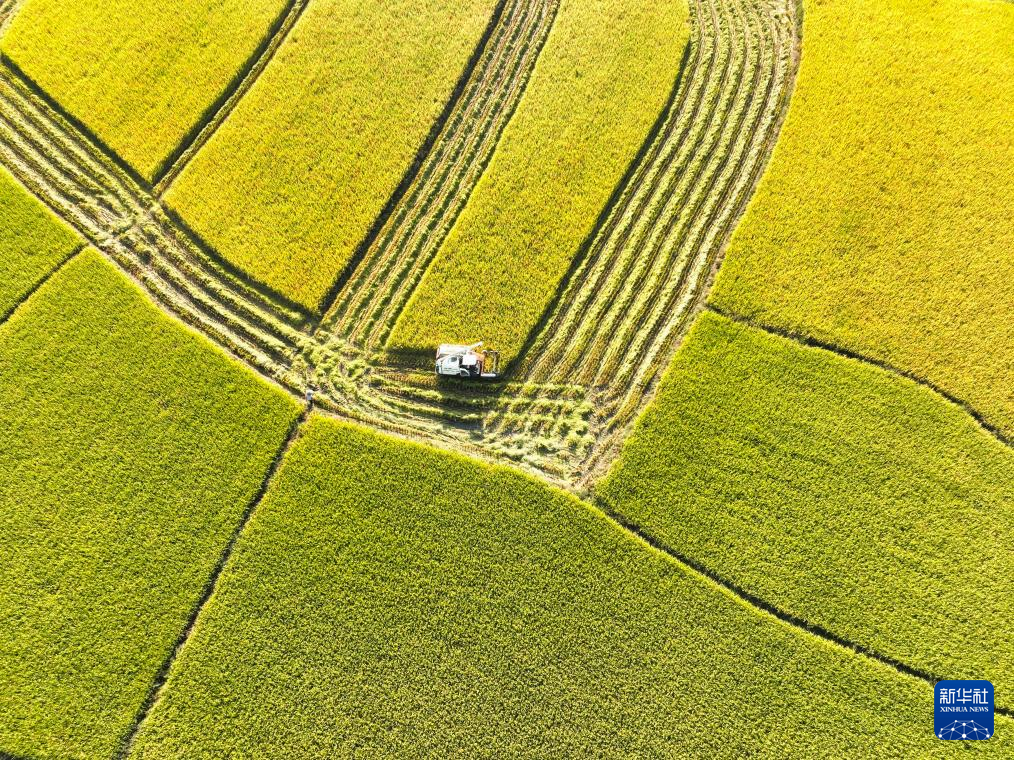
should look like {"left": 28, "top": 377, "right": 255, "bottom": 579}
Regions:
{"left": 435, "top": 341, "right": 500, "bottom": 380}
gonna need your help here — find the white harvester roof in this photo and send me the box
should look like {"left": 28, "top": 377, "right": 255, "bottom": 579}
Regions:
{"left": 436, "top": 342, "right": 482, "bottom": 359}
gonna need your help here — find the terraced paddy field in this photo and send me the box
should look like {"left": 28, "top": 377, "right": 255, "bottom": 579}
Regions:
{"left": 0, "top": 0, "right": 1010, "bottom": 752}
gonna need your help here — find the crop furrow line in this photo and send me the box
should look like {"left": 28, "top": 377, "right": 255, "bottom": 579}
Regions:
{"left": 342, "top": 14, "right": 535, "bottom": 344}
{"left": 352, "top": 2, "right": 547, "bottom": 349}
{"left": 153, "top": 0, "right": 311, "bottom": 194}
{"left": 591, "top": 495, "right": 1014, "bottom": 716}
{"left": 0, "top": 0, "right": 20, "bottom": 32}
{"left": 0, "top": 118, "right": 293, "bottom": 369}
{"left": 101, "top": 235, "right": 287, "bottom": 374}
{"left": 573, "top": 0, "right": 761, "bottom": 386}
{"left": 0, "top": 59, "right": 149, "bottom": 211}
{"left": 487, "top": 0, "right": 734, "bottom": 440}
{"left": 116, "top": 228, "right": 293, "bottom": 363}
{"left": 148, "top": 208, "right": 306, "bottom": 327}
{"left": 136, "top": 215, "right": 305, "bottom": 348}
{"left": 0, "top": 137, "right": 111, "bottom": 240}
{"left": 581, "top": 11, "right": 801, "bottom": 481}
{"left": 0, "top": 58, "right": 309, "bottom": 383}
{"left": 514, "top": 0, "right": 720, "bottom": 384}
{"left": 316, "top": 0, "right": 523, "bottom": 319}
{"left": 483, "top": 0, "right": 799, "bottom": 480}
{"left": 586, "top": 71, "right": 791, "bottom": 471}
{"left": 0, "top": 0, "right": 804, "bottom": 492}
{"left": 588, "top": 0, "right": 769, "bottom": 387}
{"left": 0, "top": 106, "right": 120, "bottom": 224}
{"left": 0, "top": 90, "right": 122, "bottom": 215}
{"left": 0, "top": 242, "right": 85, "bottom": 326}
{"left": 517, "top": 0, "right": 733, "bottom": 388}
{"left": 601, "top": 3, "right": 793, "bottom": 416}
{"left": 357, "top": 0, "right": 555, "bottom": 347}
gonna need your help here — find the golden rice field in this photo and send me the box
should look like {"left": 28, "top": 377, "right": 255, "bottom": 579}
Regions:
{"left": 2, "top": 0, "right": 289, "bottom": 180}
{"left": 166, "top": 0, "right": 498, "bottom": 311}
{"left": 712, "top": 0, "right": 1014, "bottom": 437}
{"left": 0, "top": 0, "right": 1010, "bottom": 754}
{"left": 388, "top": 0, "right": 689, "bottom": 361}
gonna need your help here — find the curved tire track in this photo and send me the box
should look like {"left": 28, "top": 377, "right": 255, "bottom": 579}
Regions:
{"left": 0, "top": 0, "right": 801, "bottom": 492}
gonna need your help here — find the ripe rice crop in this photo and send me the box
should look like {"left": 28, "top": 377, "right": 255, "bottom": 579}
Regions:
{"left": 128, "top": 416, "right": 963, "bottom": 757}
{"left": 0, "top": 164, "right": 79, "bottom": 319}
{"left": 0, "top": 250, "right": 299, "bottom": 759}
{"left": 600, "top": 311, "right": 1014, "bottom": 700}
{"left": 1, "top": 0, "right": 290, "bottom": 181}
{"left": 710, "top": 0, "right": 1014, "bottom": 436}
{"left": 388, "top": 0, "right": 688, "bottom": 362}
{"left": 166, "top": 0, "right": 499, "bottom": 312}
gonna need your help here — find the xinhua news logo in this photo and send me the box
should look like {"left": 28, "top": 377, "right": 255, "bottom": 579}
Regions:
{"left": 935, "top": 680, "right": 993, "bottom": 740}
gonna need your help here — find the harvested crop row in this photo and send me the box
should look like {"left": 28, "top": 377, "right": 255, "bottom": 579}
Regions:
{"left": 482, "top": 0, "right": 799, "bottom": 481}
{"left": 0, "top": 250, "right": 300, "bottom": 760}
{"left": 387, "top": 0, "right": 690, "bottom": 362}
{"left": 127, "top": 416, "right": 962, "bottom": 757}
{"left": 296, "top": 0, "right": 800, "bottom": 485}
{"left": 1, "top": 0, "right": 291, "bottom": 181}
{"left": 319, "top": 0, "right": 559, "bottom": 351}
{"left": 0, "top": 0, "right": 797, "bottom": 492}
{"left": 0, "top": 0, "right": 20, "bottom": 33}
{"left": 166, "top": 0, "right": 501, "bottom": 312}
{"left": 0, "top": 61, "right": 309, "bottom": 390}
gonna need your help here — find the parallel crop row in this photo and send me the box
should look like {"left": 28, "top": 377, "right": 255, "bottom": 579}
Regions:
{"left": 483, "top": 0, "right": 800, "bottom": 483}
{"left": 318, "top": 0, "right": 559, "bottom": 351}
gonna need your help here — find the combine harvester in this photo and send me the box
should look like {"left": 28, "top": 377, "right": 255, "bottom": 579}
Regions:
{"left": 435, "top": 342, "right": 500, "bottom": 379}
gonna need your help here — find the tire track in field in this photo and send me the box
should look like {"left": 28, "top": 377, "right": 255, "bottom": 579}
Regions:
{"left": 0, "top": 0, "right": 20, "bottom": 35}
{"left": 317, "top": 0, "right": 559, "bottom": 350}
{"left": 0, "top": 58, "right": 310, "bottom": 391}
{"left": 0, "top": 0, "right": 804, "bottom": 493}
